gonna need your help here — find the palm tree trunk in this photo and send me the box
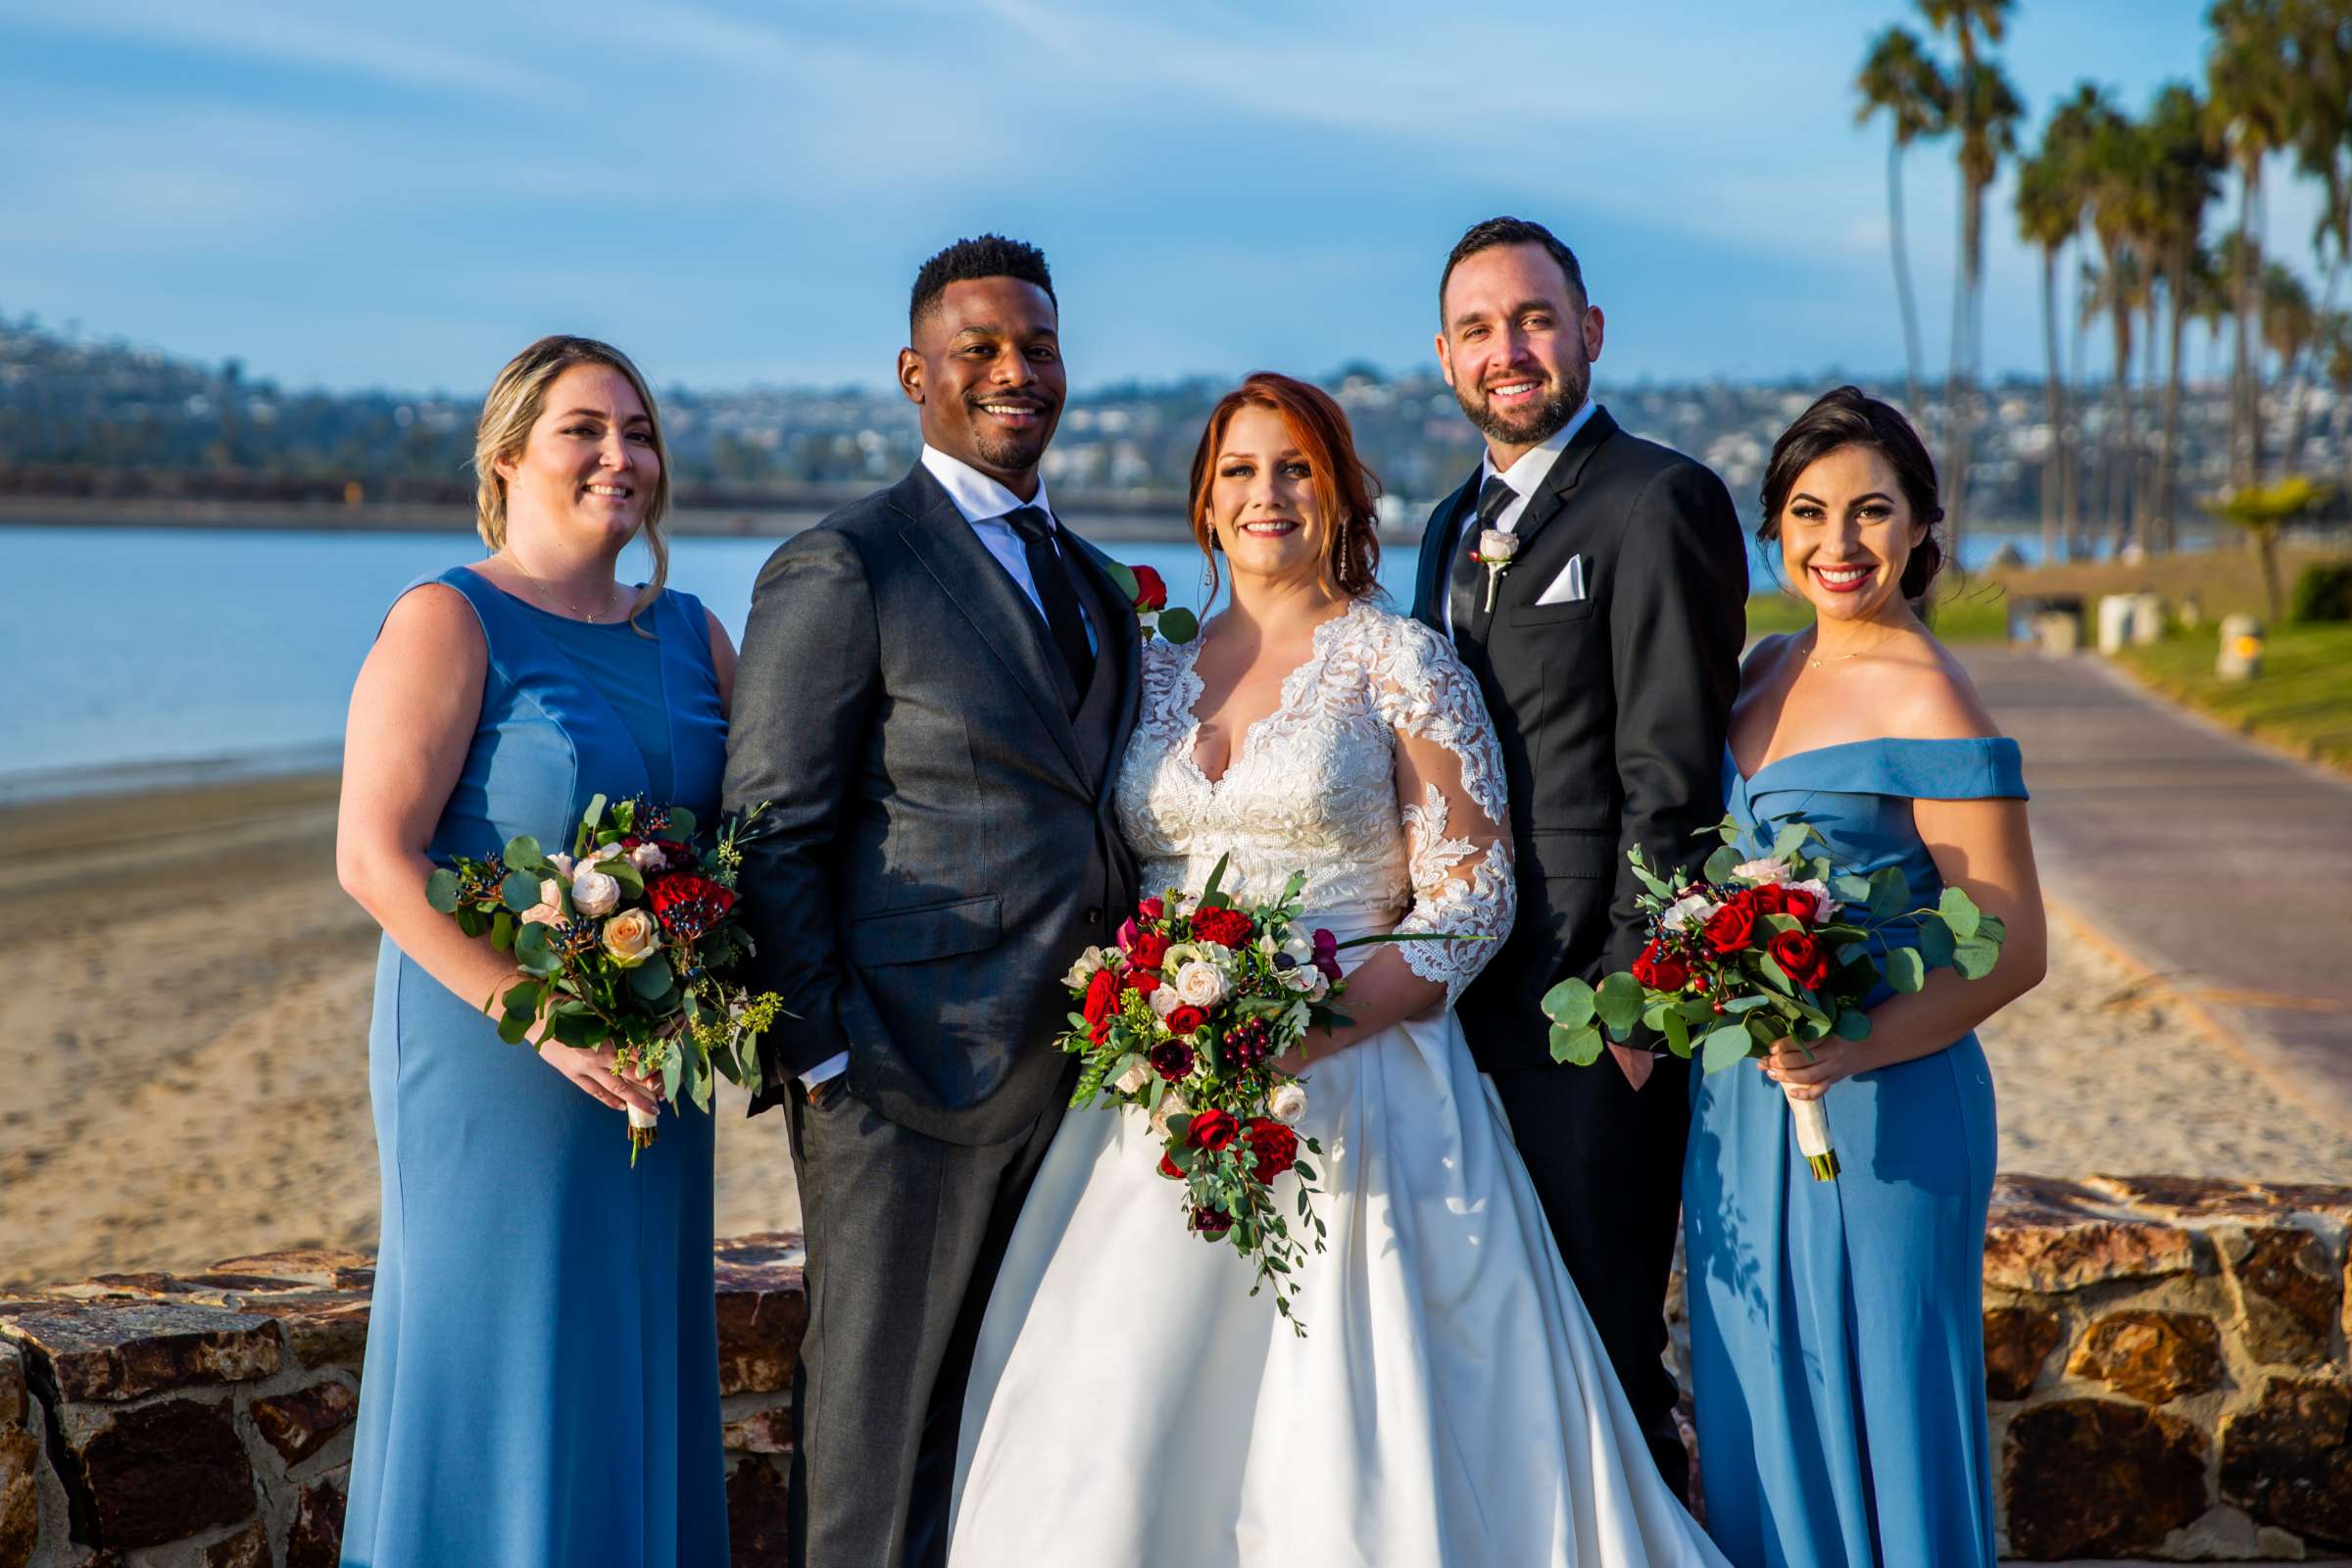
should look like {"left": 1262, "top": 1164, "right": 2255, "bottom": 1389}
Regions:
{"left": 2155, "top": 262, "right": 2188, "bottom": 557}
{"left": 2285, "top": 254, "right": 2341, "bottom": 468}
{"left": 2110, "top": 295, "right": 2133, "bottom": 556}
{"left": 2039, "top": 246, "right": 2064, "bottom": 565}
{"left": 2068, "top": 234, "right": 2089, "bottom": 562}
{"left": 1943, "top": 189, "right": 1982, "bottom": 568}
{"left": 1887, "top": 137, "right": 1926, "bottom": 423}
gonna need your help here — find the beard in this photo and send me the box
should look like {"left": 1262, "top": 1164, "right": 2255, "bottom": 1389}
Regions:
{"left": 1453, "top": 357, "right": 1590, "bottom": 449}
{"left": 961, "top": 400, "right": 1057, "bottom": 474}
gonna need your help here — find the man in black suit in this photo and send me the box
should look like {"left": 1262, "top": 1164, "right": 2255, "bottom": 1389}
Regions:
{"left": 723, "top": 235, "right": 1139, "bottom": 1566}
{"left": 1411, "top": 216, "right": 1747, "bottom": 1496}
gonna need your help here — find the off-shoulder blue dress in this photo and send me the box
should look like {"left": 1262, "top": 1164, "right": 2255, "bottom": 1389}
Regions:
{"left": 341, "top": 567, "right": 729, "bottom": 1567}
{"left": 1684, "top": 738, "right": 2027, "bottom": 1568}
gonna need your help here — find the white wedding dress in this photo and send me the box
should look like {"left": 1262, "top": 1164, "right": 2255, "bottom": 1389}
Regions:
{"left": 949, "top": 600, "right": 1728, "bottom": 1566}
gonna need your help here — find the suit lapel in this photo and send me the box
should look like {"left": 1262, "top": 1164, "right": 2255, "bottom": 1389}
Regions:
{"left": 1503, "top": 404, "right": 1618, "bottom": 558}
{"left": 1414, "top": 473, "right": 1477, "bottom": 636}
{"left": 889, "top": 468, "right": 1090, "bottom": 781}
{"left": 1063, "top": 531, "right": 1145, "bottom": 783}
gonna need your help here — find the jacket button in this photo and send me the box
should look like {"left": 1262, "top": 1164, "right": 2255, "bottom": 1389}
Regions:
{"left": 1085, "top": 906, "right": 1102, "bottom": 925}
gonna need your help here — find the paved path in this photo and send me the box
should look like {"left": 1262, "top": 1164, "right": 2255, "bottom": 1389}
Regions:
{"left": 1961, "top": 646, "right": 2352, "bottom": 1128}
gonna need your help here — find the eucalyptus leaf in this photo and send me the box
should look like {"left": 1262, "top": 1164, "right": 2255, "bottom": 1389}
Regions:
{"left": 1757, "top": 954, "right": 1793, "bottom": 993}
{"left": 1831, "top": 873, "right": 1873, "bottom": 906}
{"left": 1200, "top": 852, "right": 1232, "bottom": 905}
{"left": 1885, "top": 947, "right": 1927, "bottom": 993}
{"left": 1541, "top": 978, "right": 1596, "bottom": 1029}
{"left": 1868, "top": 868, "right": 1910, "bottom": 919}
{"left": 1594, "top": 972, "right": 1645, "bottom": 1034}
{"left": 1704, "top": 845, "right": 1741, "bottom": 883}
{"left": 662, "top": 1049, "right": 684, "bottom": 1101}
{"left": 666, "top": 808, "right": 698, "bottom": 841}
{"left": 1771, "top": 822, "right": 1812, "bottom": 859}
{"left": 502, "top": 835, "right": 544, "bottom": 872}
{"left": 1723, "top": 995, "right": 1772, "bottom": 1013}
{"left": 1102, "top": 560, "right": 1140, "bottom": 600}
{"left": 1661, "top": 1006, "right": 1691, "bottom": 1057}
{"left": 491, "top": 910, "right": 515, "bottom": 952}
{"left": 1701, "top": 1023, "right": 1753, "bottom": 1074}
{"left": 425, "top": 868, "right": 462, "bottom": 913}
{"left": 1631, "top": 862, "right": 1673, "bottom": 901}
{"left": 1834, "top": 1008, "right": 1872, "bottom": 1040}
{"left": 1916, "top": 919, "right": 1957, "bottom": 968}
{"left": 496, "top": 1010, "right": 534, "bottom": 1045}
{"left": 1952, "top": 938, "right": 2001, "bottom": 981}
{"left": 1156, "top": 607, "right": 1200, "bottom": 643}
{"left": 630, "top": 956, "right": 675, "bottom": 1000}
{"left": 500, "top": 870, "right": 541, "bottom": 913}
{"left": 1976, "top": 912, "right": 2007, "bottom": 944}
{"left": 456, "top": 906, "right": 488, "bottom": 939}
{"left": 1938, "top": 885, "right": 1982, "bottom": 942}
{"left": 1549, "top": 1023, "right": 1605, "bottom": 1065}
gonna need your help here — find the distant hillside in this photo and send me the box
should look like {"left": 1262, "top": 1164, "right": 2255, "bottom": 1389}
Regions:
{"left": 2, "top": 312, "right": 2334, "bottom": 528}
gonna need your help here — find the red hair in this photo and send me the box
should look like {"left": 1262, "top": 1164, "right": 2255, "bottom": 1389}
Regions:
{"left": 1186, "top": 372, "right": 1382, "bottom": 607}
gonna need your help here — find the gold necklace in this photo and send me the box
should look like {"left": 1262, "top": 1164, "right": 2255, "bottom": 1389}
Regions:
{"left": 1805, "top": 626, "right": 1901, "bottom": 668}
{"left": 506, "top": 552, "right": 617, "bottom": 622}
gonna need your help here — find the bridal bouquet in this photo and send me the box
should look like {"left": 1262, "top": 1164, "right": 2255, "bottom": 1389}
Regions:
{"left": 1541, "top": 819, "right": 2004, "bottom": 1180}
{"left": 426, "top": 793, "right": 786, "bottom": 1161}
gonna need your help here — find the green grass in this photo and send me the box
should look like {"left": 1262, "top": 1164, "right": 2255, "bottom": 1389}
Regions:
{"left": 1745, "top": 584, "right": 2011, "bottom": 645}
{"left": 2113, "top": 621, "right": 2352, "bottom": 772}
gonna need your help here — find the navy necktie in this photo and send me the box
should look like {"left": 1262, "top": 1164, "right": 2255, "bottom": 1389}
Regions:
{"left": 1003, "top": 506, "right": 1094, "bottom": 705}
{"left": 1446, "top": 475, "right": 1519, "bottom": 635}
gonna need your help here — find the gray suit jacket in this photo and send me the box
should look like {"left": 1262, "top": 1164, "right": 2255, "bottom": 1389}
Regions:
{"left": 723, "top": 465, "right": 1142, "bottom": 1146}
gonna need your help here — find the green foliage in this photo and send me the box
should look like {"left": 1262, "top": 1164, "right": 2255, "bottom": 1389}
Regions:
{"left": 1885, "top": 947, "right": 1928, "bottom": 993}
{"left": 2289, "top": 561, "right": 2352, "bottom": 623}
{"left": 424, "top": 868, "right": 461, "bottom": 913}
{"left": 1938, "top": 884, "right": 1983, "bottom": 941}
{"left": 1541, "top": 978, "right": 1596, "bottom": 1029}
{"left": 1593, "top": 972, "right": 1645, "bottom": 1034}
{"left": 1701, "top": 1023, "right": 1753, "bottom": 1073}
{"left": 1156, "top": 607, "right": 1200, "bottom": 643}
{"left": 1549, "top": 1023, "right": 1605, "bottom": 1065}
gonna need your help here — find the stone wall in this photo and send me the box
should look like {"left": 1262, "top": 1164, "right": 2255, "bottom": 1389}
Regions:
{"left": 4, "top": 1176, "right": 2348, "bottom": 1564}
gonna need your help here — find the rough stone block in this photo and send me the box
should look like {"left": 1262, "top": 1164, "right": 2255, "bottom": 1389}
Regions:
{"left": 2224, "top": 1226, "right": 2341, "bottom": 1367}
{"left": 207, "top": 1251, "right": 375, "bottom": 1292}
{"left": 1984, "top": 1175, "right": 2197, "bottom": 1294}
{"left": 713, "top": 1234, "right": 807, "bottom": 1397}
{"left": 722, "top": 1405, "right": 793, "bottom": 1455}
{"left": 2001, "top": 1397, "right": 2209, "bottom": 1559}
{"left": 201, "top": 1518, "right": 270, "bottom": 1567}
{"left": 1983, "top": 1305, "right": 2063, "bottom": 1401}
{"left": 284, "top": 1470, "right": 346, "bottom": 1568}
{"left": 251, "top": 1293, "right": 370, "bottom": 1372}
{"left": 53, "top": 1396, "right": 255, "bottom": 1550}
{"left": 0, "top": 1426, "right": 39, "bottom": 1568}
{"left": 726, "top": 1453, "right": 791, "bottom": 1568}
{"left": 251, "top": 1379, "right": 359, "bottom": 1466}
{"left": 0, "top": 1301, "right": 280, "bottom": 1402}
{"left": 2220, "top": 1375, "right": 2352, "bottom": 1547}
{"left": 2066, "top": 1310, "right": 2224, "bottom": 1404}
{"left": 2082, "top": 1172, "right": 2279, "bottom": 1219}
{"left": 0, "top": 1344, "right": 22, "bottom": 1429}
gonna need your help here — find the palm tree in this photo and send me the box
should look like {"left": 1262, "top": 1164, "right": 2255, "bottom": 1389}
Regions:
{"left": 2017, "top": 123, "right": 2082, "bottom": 564}
{"left": 1854, "top": 26, "right": 1952, "bottom": 424}
{"left": 2286, "top": 4, "right": 2351, "bottom": 478}
{"left": 2142, "top": 82, "right": 2224, "bottom": 555}
{"left": 2322, "top": 311, "right": 2352, "bottom": 512}
{"left": 1936, "top": 56, "right": 2024, "bottom": 560}
{"left": 2085, "top": 108, "right": 2152, "bottom": 551}
{"left": 2263, "top": 262, "right": 2320, "bottom": 463}
{"left": 2206, "top": 0, "right": 2296, "bottom": 484}
{"left": 2048, "top": 86, "right": 2118, "bottom": 557}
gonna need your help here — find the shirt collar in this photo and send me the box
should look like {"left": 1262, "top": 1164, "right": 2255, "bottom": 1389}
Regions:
{"left": 1477, "top": 396, "right": 1596, "bottom": 498}
{"left": 920, "top": 443, "right": 1057, "bottom": 528}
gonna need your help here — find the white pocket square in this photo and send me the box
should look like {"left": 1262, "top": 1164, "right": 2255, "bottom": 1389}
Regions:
{"left": 1533, "top": 554, "right": 1589, "bottom": 606}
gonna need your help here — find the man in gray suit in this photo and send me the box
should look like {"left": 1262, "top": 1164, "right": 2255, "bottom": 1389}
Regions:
{"left": 723, "top": 234, "right": 1140, "bottom": 1567}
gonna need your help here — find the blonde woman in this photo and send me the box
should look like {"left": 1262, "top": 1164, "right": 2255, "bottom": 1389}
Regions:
{"left": 336, "top": 337, "right": 735, "bottom": 1566}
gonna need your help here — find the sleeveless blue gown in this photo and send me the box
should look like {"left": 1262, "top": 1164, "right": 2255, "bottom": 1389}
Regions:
{"left": 342, "top": 567, "right": 729, "bottom": 1568}
{"left": 1683, "top": 738, "right": 2026, "bottom": 1568}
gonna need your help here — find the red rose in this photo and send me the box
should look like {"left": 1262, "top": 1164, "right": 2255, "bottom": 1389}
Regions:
{"left": 1748, "top": 884, "right": 1788, "bottom": 917}
{"left": 1124, "top": 968, "right": 1160, "bottom": 997}
{"left": 645, "top": 872, "right": 737, "bottom": 940}
{"left": 1780, "top": 887, "right": 1819, "bottom": 924}
{"left": 1631, "top": 939, "right": 1692, "bottom": 994}
{"left": 1769, "top": 930, "right": 1833, "bottom": 991}
{"left": 1158, "top": 1152, "right": 1184, "bottom": 1180}
{"left": 1190, "top": 1107, "right": 1239, "bottom": 1152}
{"left": 1701, "top": 901, "right": 1759, "bottom": 956}
{"left": 1243, "top": 1118, "right": 1298, "bottom": 1183}
{"left": 1081, "top": 969, "right": 1121, "bottom": 1044}
{"left": 1165, "top": 1004, "right": 1207, "bottom": 1036}
{"left": 1137, "top": 896, "right": 1165, "bottom": 921}
{"left": 1131, "top": 564, "right": 1169, "bottom": 612}
{"left": 1190, "top": 906, "right": 1254, "bottom": 949}
{"left": 1130, "top": 929, "right": 1171, "bottom": 970}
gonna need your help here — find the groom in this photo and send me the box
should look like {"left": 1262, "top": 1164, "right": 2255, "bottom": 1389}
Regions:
{"left": 1412, "top": 216, "right": 1746, "bottom": 1496}
{"left": 724, "top": 234, "right": 1140, "bottom": 1566}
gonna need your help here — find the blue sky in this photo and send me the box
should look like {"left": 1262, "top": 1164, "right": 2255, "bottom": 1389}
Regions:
{"left": 0, "top": 0, "right": 2323, "bottom": 395}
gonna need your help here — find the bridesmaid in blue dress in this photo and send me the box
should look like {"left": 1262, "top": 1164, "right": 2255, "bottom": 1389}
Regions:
{"left": 1683, "top": 387, "right": 2047, "bottom": 1567}
{"left": 334, "top": 337, "right": 737, "bottom": 1566}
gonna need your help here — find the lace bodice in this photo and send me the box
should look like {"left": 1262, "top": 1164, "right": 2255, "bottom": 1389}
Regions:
{"left": 1113, "top": 599, "right": 1515, "bottom": 1006}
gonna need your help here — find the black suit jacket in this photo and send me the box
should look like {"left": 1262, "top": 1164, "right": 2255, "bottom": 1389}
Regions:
{"left": 723, "top": 465, "right": 1141, "bottom": 1145}
{"left": 1412, "top": 406, "right": 1746, "bottom": 1072}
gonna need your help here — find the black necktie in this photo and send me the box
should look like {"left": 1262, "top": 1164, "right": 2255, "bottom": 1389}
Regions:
{"left": 1446, "top": 475, "right": 1519, "bottom": 636}
{"left": 1003, "top": 506, "right": 1095, "bottom": 705}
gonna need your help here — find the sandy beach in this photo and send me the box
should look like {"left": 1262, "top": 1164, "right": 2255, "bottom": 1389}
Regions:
{"left": 3, "top": 772, "right": 2347, "bottom": 1296}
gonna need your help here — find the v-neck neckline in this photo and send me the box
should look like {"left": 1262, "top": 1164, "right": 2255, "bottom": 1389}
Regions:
{"left": 1175, "top": 600, "right": 1362, "bottom": 789}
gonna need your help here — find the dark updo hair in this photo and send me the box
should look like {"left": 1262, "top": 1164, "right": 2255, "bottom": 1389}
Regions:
{"left": 1187, "top": 372, "right": 1383, "bottom": 606}
{"left": 1757, "top": 385, "right": 1946, "bottom": 603}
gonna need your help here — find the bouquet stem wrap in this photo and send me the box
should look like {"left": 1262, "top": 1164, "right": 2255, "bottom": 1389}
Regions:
{"left": 1784, "top": 1088, "right": 1839, "bottom": 1182}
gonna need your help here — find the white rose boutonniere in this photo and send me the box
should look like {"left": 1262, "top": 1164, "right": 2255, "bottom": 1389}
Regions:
{"left": 1473, "top": 528, "right": 1518, "bottom": 612}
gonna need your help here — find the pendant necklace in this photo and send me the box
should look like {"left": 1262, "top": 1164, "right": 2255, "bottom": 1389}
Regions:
{"left": 508, "top": 552, "right": 616, "bottom": 622}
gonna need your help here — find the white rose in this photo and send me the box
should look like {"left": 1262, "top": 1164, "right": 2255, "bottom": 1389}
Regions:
{"left": 1173, "top": 960, "right": 1227, "bottom": 1008}
{"left": 1269, "top": 1082, "right": 1308, "bottom": 1125}
{"left": 1660, "top": 893, "right": 1717, "bottom": 932}
{"left": 1787, "top": 878, "right": 1839, "bottom": 921}
{"left": 520, "top": 877, "right": 566, "bottom": 928}
{"left": 586, "top": 842, "right": 627, "bottom": 866}
{"left": 1149, "top": 986, "right": 1182, "bottom": 1019}
{"left": 1062, "top": 947, "right": 1108, "bottom": 990}
{"left": 570, "top": 867, "right": 621, "bottom": 917}
{"left": 546, "top": 852, "right": 575, "bottom": 879}
{"left": 629, "top": 842, "right": 669, "bottom": 873}
{"left": 1478, "top": 527, "right": 1518, "bottom": 563}
{"left": 1113, "top": 1059, "right": 1151, "bottom": 1096}
{"left": 1150, "top": 1090, "right": 1190, "bottom": 1141}
{"left": 1732, "top": 858, "right": 1790, "bottom": 886}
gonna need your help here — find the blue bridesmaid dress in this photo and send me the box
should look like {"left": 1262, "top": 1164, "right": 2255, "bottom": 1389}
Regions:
{"left": 1683, "top": 738, "right": 2026, "bottom": 1568}
{"left": 342, "top": 567, "right": 729, "bottom": 1567}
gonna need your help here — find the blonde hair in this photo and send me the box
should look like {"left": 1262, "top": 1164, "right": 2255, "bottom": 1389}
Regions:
{"left": 472, "top": 335, "right": 671, "bottom": 629}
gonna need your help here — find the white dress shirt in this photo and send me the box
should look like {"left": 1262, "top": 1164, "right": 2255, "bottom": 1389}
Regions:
{"left": 800, "top": 445, "right": 1095, "bottom": 1093}
{"left": 1444, "top": 397, "right": 1596, "bottom": 636}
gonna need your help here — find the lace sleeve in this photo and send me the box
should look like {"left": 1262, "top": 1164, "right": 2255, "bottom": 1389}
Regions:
{"left": 1369, "top": 619, "right": 1515, "bottom": 1008}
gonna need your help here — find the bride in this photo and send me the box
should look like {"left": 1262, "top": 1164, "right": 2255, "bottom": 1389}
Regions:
{"left": 949, "top": 372, "right": 1727, "bottom": 1566}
